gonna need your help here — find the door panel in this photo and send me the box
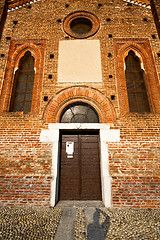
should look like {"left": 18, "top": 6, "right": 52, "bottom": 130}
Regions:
{"left": 59, "top": 131, "right": 101, "bottom": 200}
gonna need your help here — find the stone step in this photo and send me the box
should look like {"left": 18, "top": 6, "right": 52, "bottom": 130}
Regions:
{"left": 56, "top": 200, "right": 104, "bottom": 208}
{"left": 54, "top": 207, "right": 76, "bottom": 240}
{"left": 54, "top": 202, "right": 107, "bottom": 240}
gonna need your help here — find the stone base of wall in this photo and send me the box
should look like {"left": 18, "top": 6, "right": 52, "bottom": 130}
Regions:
{"left": 0, "top": 176, "right": 52, "bottom": 206}
{"left": 112, "top": 176, "right": 160, "bottom": 208}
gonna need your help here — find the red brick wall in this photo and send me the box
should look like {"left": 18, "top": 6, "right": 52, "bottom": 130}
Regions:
{"left": 112, "top": 176, "right": 160, "bottom": 208}
{"left": 109, "top": 114, "right": 160, "bottom": 208}
{"left": 150, "top": 0, "right": 160, "bottom": 38}
{"left": 0, "top": 0, "right": 7, "bottom": 39}
{"left": 0, "top": 114, "right": 52, "bottom": 206}
{"left": 0, "top": 176, "right": 52, "bottom": 206}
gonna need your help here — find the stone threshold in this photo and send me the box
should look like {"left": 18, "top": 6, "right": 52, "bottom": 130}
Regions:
{"left": 55, "top": 200, "right": 104, "bottom": 208}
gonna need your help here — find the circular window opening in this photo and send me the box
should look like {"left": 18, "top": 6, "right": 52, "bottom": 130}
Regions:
{"left": 63, "top": 11, "right": 100, "bottom": 38}
{"left": 60, "top": 102, "right": 99, "bottom": 123}
{"left": 70, "top": 18, "right": 92, "bottom": 35}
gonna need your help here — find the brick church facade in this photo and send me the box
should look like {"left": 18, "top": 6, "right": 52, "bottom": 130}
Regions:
{"left": 0, "top": 0, "right": 160, "bottom": 208}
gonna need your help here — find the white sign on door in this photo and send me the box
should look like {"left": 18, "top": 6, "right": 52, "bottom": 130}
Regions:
{"left": 66, "top": 142, "right": 74, "bottom": 158}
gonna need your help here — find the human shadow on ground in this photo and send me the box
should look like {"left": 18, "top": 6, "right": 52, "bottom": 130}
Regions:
{"left": 87, "top": 208, "right": 110, "bottom": 240}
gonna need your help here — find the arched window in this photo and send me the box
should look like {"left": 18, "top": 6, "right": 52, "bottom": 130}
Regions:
{"left": 125, "top": 50, "right": 151, "bottom": 113}
{"left": 60, "top": 102, "right": 99, "bottom": 123}
{"left": 9, "top": 51, "right": 35, "bottom": 113}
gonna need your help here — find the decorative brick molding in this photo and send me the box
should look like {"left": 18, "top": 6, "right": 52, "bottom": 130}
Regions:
{"left": 122, "top": 0, "right": 150, "bottom": 9}
{"left": 43, "top": 86, "right": 116, "bottom": 124}
{"left": 6, "top": 0, "right": 150, "bottom": 13}
{"left": 113, "top": 38, "right": 160, "bottom": 114}
{"left": 63, "top": 11, "right": 100, "bottom": 39}
{"left": 7, "top": 0, "right": 41, "bottom": 12}
{"left": 0, "top": 40, "right": 45, "bottom": 114}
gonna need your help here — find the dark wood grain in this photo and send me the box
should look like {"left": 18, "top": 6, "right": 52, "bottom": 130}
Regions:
{"left": 59, "top": 131, "right": 101, "bottom": 200}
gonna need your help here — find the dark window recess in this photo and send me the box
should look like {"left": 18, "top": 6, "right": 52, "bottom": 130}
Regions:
{"left": 60, "top": 102, "right": 99, "bottom": 123}
{"left": 152, "top": 34, "right": 156, "bottom": 39}
{"left": 27, "top": 5, "right": 31, "bottom": 9}
{"left": 65, "top": 36, "right": 69, "bottom": 39}
{"left": 70, "top": 18, "right": 92, "bottom": 35}
{"left": 50, "top": 54, "right": 54, "bottom": 59}
{"left": 48, "top": 74, "right": 52, "bottom": 79}
{"left": 143, "top": 18, "right": 148, "bottom": 22}
{"left": 157, "top": 53, "right": 160, "bottom": 57}
{"left": 98, "top": 3, "right": 102, "bottom": 7}
{"left": 108, "top": 53, "right": 112, "bottom": 57}
{"left": 1, "top": 54, "right": 4, "bottom": 57}
{"left": 44, "top": 96, "right": 48, "bottom": 101}
{"left": 125, "top": 50, "right": 150, "bottom": 113}
{"left": 9, "top": 51, "right": 35, "bottom": 113}
{"left": 109, "top": 75, "right": 113, "bottom": 78}
{"left": 65, "top": 4, "right": 69, "bottom": 8}
{"left": 111, "top": 95, "right": 115, "bottom": 100}
{"left": 6, "top": 37, "right": 11, "bottom": 40}
{"left": 108, "top": 34, "right": 112, "bottom": 38}
{"left": 106, "top": 18, "right": 111, "bottom": 22}
{"left": 13, "top": 21, "right": 18, "bottom": 25}
{"left": 57, "top": 19, "right": 62, "bottom": 23}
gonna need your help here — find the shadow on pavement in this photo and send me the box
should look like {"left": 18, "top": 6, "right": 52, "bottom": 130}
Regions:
{"left": 87, "top": 208, "right": 110, "bottom": 240}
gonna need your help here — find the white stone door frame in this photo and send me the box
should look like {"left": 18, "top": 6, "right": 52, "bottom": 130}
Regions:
{"left": 40, "top": 123, "right": 120, "bottom": 207}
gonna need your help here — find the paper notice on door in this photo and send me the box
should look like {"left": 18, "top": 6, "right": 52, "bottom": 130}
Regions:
{"left": 66, "top": 142, "right": 74, "bottom": 158}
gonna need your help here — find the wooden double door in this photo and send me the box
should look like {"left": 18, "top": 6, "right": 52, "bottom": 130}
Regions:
{"left": 59, "top": 131, "right": 101, "bottom": 200}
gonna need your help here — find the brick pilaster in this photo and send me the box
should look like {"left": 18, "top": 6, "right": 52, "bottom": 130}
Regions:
{"left": 0, "top": 0, "right": 7, "bottom": 39}
{"left": 150, "top": 0, "right": 160, "bottom": 39}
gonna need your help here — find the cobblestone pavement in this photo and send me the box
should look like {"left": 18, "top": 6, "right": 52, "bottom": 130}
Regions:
{"left": 0, "top": 206, "right": 62, "bottom": 239}
{"left": 0, "top": 206, "right": 160, "bottom": 239}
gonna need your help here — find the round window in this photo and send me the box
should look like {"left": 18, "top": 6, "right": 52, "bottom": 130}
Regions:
{"left": 63, "top": 11, "right": 100, "bottom": 38}
{"left": 60, "top": 102, "right": 99, "bottom": 123}
{"left": 70, "top": 18, "right": 92, "bottom": 35}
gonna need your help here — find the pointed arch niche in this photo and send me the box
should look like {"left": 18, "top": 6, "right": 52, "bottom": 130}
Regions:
{"left": 0, "top": 40, "right": 45, "bottom": 113}
{"left": 114, "top": 39, "right": 160, "bottom": 114}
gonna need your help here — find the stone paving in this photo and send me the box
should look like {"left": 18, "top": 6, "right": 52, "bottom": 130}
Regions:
{"left": 0, "top": 206, "right": 62, "bottom": 239}
{"left": 0, "top": 205, "right": 160, "bottom": 239}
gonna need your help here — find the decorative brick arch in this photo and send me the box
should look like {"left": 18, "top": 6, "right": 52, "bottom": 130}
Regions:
{"left": 118, "top": 42, "right": 148, "bottom": 60}
{"left": 43, "top": 86, "right": 116, "bottom": 123}
{"left": 0, "top": 40, "right": 45, "bottom": 113}
{"left": 114, "top": 38, "right": 160, "bottom": 114}
{"left": 12, "top": 43, "right": 41, "bottom": 67}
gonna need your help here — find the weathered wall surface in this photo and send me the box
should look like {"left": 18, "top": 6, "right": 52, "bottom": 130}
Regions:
{"left": 0, "top": 0, "right": 160, "bottom": 207}
{"left": 150, "top": 0, "right": 160, "bottom": 38}
{"left": 0, "top": 0, "right": 7, "bottom": 38}
{"left": 110, "top": 114, "right": 160, "bottom": 207}
{"left": 0, "top": 114, "right": 52, "bottom": 206}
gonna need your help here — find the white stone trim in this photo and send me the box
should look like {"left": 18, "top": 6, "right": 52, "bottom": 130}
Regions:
{"left": 40, "top": 123, "right": 120, "bottom": 208}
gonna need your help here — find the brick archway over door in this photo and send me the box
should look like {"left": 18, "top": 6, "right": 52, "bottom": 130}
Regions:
{"left": 43, "top": 86, "right": 116, "bottom": 124}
